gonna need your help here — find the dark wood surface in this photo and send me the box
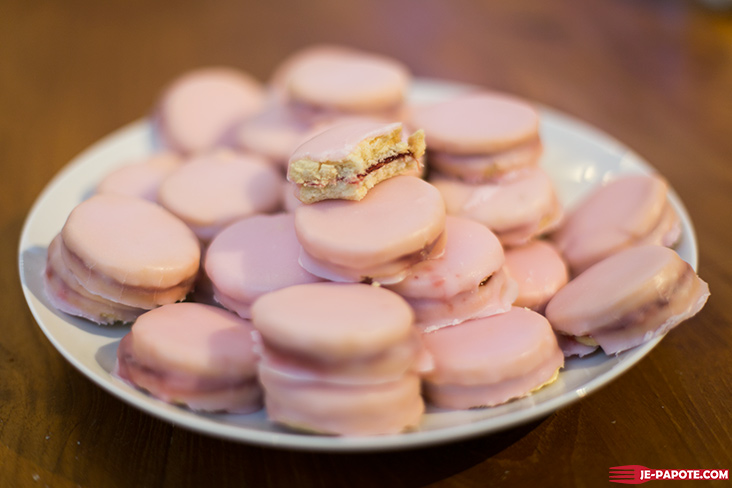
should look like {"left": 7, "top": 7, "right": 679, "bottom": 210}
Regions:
{"left": 3, "top": 1, "right": 731, "bottom": 486}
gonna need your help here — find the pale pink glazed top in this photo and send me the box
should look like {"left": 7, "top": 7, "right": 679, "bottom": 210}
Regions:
{"left": 503, "top": 240, "right": 568, "bottom": 310}
{"left": 157, "top": 150, "right": 283, "bottom": 241}
{"left": 251, "top": 282, "right": 415, "bottom": 361}
{"left": 552, "top": 173, "right": 676, "bottom": 274}
{"left": 61, "top": 194, "right": 200, "bottom": 288}
{"left": 156, "top": 67, "right": 265, "bottom": 154}
{"left": 422, "top": 307, "right": 562, "bottom": 385}
{"left": 234, "top": 103, "right": 311, "bottom": 166}
{"left": 124, "top": 303, "right": 258, "bottom": 379}
{"left": 268, "top": 44, "right": 361, "bottom": 98}
{"left": 288, "top": 120, "right": 403, "bottom": 166}
{"left": 294, "top": 176, "right": 446, "bottom": 268}
{"left": 96, "top": 152, "right": 182, "bottom": 202}
{"left": 205, "top": 213, "right": 322, "bottom": 309}
{"left": 431, "top": 167, "right": 559, "bottom": 234}
{"left": 286, "top": 53, "right": 409, "bottom": 112}
{"left": 409, "top": 92, "right": 540, "bottom": 154}
{"left": 388, "top": 216, "right": 504, "bottom": 300}
{"left": 545, "top": 245, "right": 699, "bottom": 336}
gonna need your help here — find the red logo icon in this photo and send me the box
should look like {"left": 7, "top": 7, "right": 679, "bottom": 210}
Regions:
{"left": 609, "top": 465, "right": 649, "bottom": 484}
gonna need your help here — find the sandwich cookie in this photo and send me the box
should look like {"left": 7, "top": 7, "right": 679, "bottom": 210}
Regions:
{"left": 96, "top": 152, "right": 182, "bottom": 203}
{"left": 409, "top": 92, "right": 542, "bottom": 182}
{"left": 44, "top": 235, "right": 145, "bottom": 325}
{"left": 157, "top": 150, "right": 283, "bottom": 242}
{"left": 116, "top": 303, "right": 262, "bottom": 413}
{"left": 283, "top": 49, "right": 410, "bottom": 123}
{"left": 287, "top": 120, "right": 425, "bottom": 203}
{"left": 154, "top": 67, "right": 265, "bottom": 155}
{"left": 251, "top": 282, "right": 427, "bottom": 436}
{"left": 204, "top": 213, "right": 323, "bottom": 319}
{"left": 421, "top": 307, "right": 564, "bottom": 409}
{"left": 503, "top": 240, "right": 569, "bottom": 314}
{"left": 294, "top": 175, "right": 446, "bottom": 284}
{"left": 431, "top": 167, "right": 562, "bottom": 247}
{"left": 387, "top": 216, "right": 517, "bottom": 332}
{"left": 51, "top": 194, "right": 200, "bottom": 313}
{"left": 545, "top": 245, "right": 709, "bottom": 355}
{"left": 552, "top": 173, "right": 682, "bottom": 275}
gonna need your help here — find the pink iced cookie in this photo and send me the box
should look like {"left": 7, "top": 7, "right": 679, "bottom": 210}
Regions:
{"left": 154, "top": 67, "right": 265, "bottom": 155}
{"left": 295, "top": 176, "right": 446, "bottom": 284}
{"left": 431, "top": 167, "right": 562, "bottom": 247}
{"left": 285, "top": 49, "right": 410, "bottom": 116}
{"left": 545, "top": 245, "right": 709, "bottom": 355}
{"left": 388, "top": 216, "right": 517, "bottom": 331}
{"left": 204, "top": 213, "right": 323, "bottom": 319}
{"left": 552, "top": 173, "right": 682, "bottom": 275}
{"left": 410, "top": 92, "right": 540, "bottom": 154}
{"left": 44, "top": 235, "right": 145, "bottom": 325}
{"left": 251, "top": 282, "right": 425, "bottom": 435}
{"left": 96, "top": 152, "right": 182, "bottom": 202}
{"left": 116, "top": 303, "right": 262, "bottom": 413}
{"left": 503, "top": 240, "right": 569, "bottom": 314}
{"left": 422, "top": 307, "right": 564, "bottom": 409}
{"left": 157, "top": 150, "right": 283, "bottom": 242}
{"left": 409, "top": 91, "right": 541, "bottom": 182}
{"left": 287, "top": 120, "right": 425, "bottom": 203}
{"left": 268, "top": 44, "right": 362, "bottom": 100}
{"left": 57, "top": 194, "right": 200, "bottom": 310}
{"left": 233, "top": 103, "right": 311, "bottom": 168}
{"left": 428, "top": 142, "right": 543, "bottom": 183}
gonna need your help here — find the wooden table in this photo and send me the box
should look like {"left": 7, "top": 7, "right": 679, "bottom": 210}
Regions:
{"left": 3, "top": 1, "right": 731, "bottom": 486}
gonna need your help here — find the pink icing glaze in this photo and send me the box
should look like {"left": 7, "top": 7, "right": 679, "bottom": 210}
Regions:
{"left": 409, "top": 92, "right": 540, "bottom": 154}
{"left": 60, "top": 194, "right": 200, "bottom": 306}
{"left": 204, "top": 214, "right": 323, "bottom": 318}
{"left": 294, "top": 176, "right": 446, "bottom": 274}
{"left": 259, "top": 368, "right": 424, "bottom": 436}
{"left": 552, "top": 173, "right": 681, "bottom": 275}
{"left": 545, "top": 245, "right": 710, "bottom": 355}
{"left": 44, "top": 235, "right": 144, "bottom": 324}
{"left": 96, "top": 152, "right": 182, "bottom": 202}
{"left": 288, "top": 120, "right": 403, "bottom": 165}
{"left": 388, "top": 216, "right": 504, "bottom": 300}
{"left": 285, "top": 52, "right": 409, "bottom": 113}
{"left": 421, "top": 307, "right": 563, "bottom": 409}
{"left": 157, "top": 150, "right": 284, "bottom": 241}
{"left": 503, "top": 240, "right": 569, "bottom": 313}
{"left": 431, "top": 167, "right": 562, "bottom": 246}
{"left": 251, "top": 282, "right": 414, "bottom": 361}
{"left": 116, "top": 303, "right": 261, "bottom": 413}
{"left": 155, "top": 67, "right": 265, "bottom": 155}
{"left": 405, "top": 267, "right": 518, "bottom": 333}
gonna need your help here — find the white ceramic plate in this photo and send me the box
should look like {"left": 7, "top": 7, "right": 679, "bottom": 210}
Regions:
{"left": 19, "top": 79, "right": 698, "bottom": 452}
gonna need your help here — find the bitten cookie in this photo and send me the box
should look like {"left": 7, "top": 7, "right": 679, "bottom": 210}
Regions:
{"left": 287, "top": 120, "right": 425, "bottom": 203}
